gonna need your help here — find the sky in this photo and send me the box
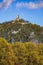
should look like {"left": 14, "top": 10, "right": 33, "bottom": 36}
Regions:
{"left": 0, "top": 0, "right": 43, "bottom": 26}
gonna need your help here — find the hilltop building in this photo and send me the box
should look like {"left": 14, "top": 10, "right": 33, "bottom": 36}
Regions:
{"left": 16, "top": 15, "right": 20, "bottom": 21}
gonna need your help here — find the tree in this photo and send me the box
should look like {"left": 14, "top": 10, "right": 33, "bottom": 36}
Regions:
{"left": 0, "top": 38, "right": 17, "bottom": 65}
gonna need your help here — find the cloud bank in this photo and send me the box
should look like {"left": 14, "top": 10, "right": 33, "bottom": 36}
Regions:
{"left": 0, "top": 0, "right": 14, "bottom": 9}
{"left": 16, "top": 1, "right": 43, "bottom": 9}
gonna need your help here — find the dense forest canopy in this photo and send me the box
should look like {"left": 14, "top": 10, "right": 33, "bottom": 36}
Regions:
{"left": 0, "top": 38, "right": 43, "bottom": 65}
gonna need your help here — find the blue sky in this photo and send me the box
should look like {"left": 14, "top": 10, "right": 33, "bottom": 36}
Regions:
{"left": 0, "top": 0, "right": 43, "bottom": 26}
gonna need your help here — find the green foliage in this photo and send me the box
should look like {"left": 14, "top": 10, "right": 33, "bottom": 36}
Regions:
{"left": 0, "top": 19, "right": 43, "bottom": 43}
{"left": 12, "top": 42, "right": 43, "bottom": 65}
{"left": 0, "top": 38, "right": 43, "bottom": 65}
{"left": 0, "top": 38, "right": 17, "bottom": 65}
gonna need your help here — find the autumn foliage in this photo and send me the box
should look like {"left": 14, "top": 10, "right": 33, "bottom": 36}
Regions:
{"left": 0, "top": 38, "right": 43, "bottom": 65}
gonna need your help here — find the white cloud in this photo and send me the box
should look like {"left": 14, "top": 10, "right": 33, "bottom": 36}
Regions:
{"left": 0, "top": 0, "right": 14, "bottom": 9}
{"left": 16, "top": 1, "right": 43, "bottom": 9}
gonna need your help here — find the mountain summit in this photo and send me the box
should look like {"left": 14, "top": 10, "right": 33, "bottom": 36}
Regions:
{"left": 0, "top": 17, "right": 43, "bottom": 43}
{"left": 12, "top": 15, "right": 28, "bottom": 24}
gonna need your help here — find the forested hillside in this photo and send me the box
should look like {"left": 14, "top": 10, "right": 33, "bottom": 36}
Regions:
{"left": 0, "top": 17, "right": 43, "bottom": 43}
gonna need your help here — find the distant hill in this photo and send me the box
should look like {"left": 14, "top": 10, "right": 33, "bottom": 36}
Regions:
{"left": 0, "top": 16, "right": 43, "bottom": 43}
